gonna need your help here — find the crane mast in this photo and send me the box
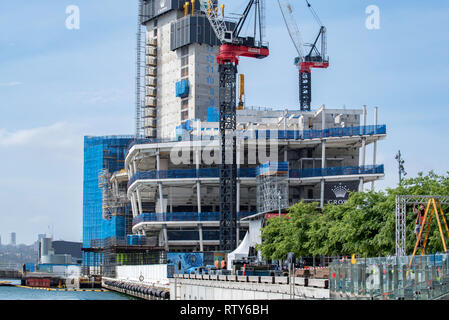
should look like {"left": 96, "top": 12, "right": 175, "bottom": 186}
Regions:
{"left": 202, "top": 0, "right": 269, "bottom": 251}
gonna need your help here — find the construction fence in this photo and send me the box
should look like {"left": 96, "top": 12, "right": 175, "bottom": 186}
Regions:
{"left": 329, "top": 253, "right": 449, "bottom": 300}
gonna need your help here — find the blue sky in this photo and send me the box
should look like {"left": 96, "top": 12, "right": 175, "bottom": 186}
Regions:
{"left": 1, "top": 0, "right": 448, "bottom": 245}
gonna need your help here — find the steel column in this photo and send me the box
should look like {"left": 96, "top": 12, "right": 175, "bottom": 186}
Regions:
{"left": 219, "top": 62, "right": 238, "bottom": 252}
{"left": 300, "top": 70, "right": 312, "bottom": 111}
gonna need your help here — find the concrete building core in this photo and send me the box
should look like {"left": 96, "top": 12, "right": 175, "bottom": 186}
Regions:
{"left": 141, "top": 1, "right": 222, "bottom": 139}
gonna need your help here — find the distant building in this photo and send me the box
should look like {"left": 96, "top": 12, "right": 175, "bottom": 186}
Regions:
{"left": 36, "top": 233, "right": 45, "bottom": 252}
{"left": 10, "top": 232, "right": 16, "bottom": 246}
{"left": 39, "top": 237, "right": 81, "bottom": 265}
{"left": 52, "top": 241, "right": 82, "bottom": 265}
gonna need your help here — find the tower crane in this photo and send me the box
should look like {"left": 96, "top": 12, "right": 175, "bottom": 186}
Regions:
{"left": 201, "top": 0, "right": 269, "bottom": 251}
{"left": 277, "top": 0, "right": 329, "bottom": 111}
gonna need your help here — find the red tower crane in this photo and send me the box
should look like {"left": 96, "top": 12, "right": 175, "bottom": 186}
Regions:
{"left": 202, "top": 0, "right": 269, "bottom": 251}
{"left": 278, "top": 0, "right": 329, "bottom": 111}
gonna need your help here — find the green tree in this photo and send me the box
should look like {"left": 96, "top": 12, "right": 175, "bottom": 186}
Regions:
{"left": 258, "top": 171, "right": 449, "bottom": 260}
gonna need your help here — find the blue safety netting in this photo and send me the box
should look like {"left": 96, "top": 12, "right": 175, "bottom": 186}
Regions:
{"left": 257, "top": 162, "right": 289, "bottom": 176}
{"left": 132, "top": 212, "right": 255, "bottom": 225}
{"left": 82, "top": 135, "right": 134, "bottom": 266}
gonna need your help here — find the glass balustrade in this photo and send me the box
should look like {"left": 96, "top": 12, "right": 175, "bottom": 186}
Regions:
{"left": 329, "top": 253, "right": 449, "bottom": 300}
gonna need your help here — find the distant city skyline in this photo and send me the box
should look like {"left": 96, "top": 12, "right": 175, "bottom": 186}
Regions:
{"left": 0, "top": 232, "right": 77, "bottom": 246}
{"left": 9, "top": 232, "right": 16, "bottom": 246}
{"left": 1, "top": 1, "right": 449, "bottom": 244}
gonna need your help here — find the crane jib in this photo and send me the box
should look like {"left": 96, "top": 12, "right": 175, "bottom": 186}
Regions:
{"left": 217, "top": 44, "right": 269, "bottom": 65}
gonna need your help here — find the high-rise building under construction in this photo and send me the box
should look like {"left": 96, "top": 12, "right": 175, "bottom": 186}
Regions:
{"left": 82, "top": 1, "right": 387, "bottom": 273}
{"left": 126, "top": 1, "right": 387, "bottom": 253}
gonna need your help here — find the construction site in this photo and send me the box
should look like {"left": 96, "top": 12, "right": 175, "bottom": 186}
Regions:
{"left": 79, "top": 0, "right": 449, "bottom": 300}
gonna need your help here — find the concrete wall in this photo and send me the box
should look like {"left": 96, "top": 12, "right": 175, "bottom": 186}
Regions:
{"left": 115, "top": 264, "right": 169, "bottom": 286}
{"left": 170, "top": 278, "right": 329, "bottom": 300}
{"left": 145, "top": 11, "right": 220, "bottom": 140}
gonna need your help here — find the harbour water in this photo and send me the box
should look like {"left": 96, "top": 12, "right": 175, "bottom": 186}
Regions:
{"left": 0, "top": 280, "right": 135, "bottom": 300}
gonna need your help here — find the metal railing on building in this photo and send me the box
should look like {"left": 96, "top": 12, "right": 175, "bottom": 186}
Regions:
{"left": 128, "top": 165, "right": 384, "bottom": 188}
{"left": 289, "top": 165, "right": 384, "bottom": 179}
{"left": 126, "top": 125, "right": 387, "bottom": 156}
{"left": 132, "top": 212, "right": 255, "bottom": 226}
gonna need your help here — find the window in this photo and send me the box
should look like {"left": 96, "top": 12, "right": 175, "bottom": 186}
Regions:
{"left": 181, "top": 110, "right": 189, "bottom": 121}
{"left": 181, "top": 67, "right": 188, "bottom": 77}
{"left": 210, "top": 88, "right": 214, "bottom": 95}
{"left": 181, "top": 99, "right": 189, "bottom": 110}
{"left": 308, "top": 189, "right": 314, "bottom": 199}
{"left": 181, "top": 46, "right": 188, "bottom": 56}
{"left": 307, "top": 149, "right": 313, "bottom": 158}
{"left": 210, "top": 99, "right": 215, "bottom": 106}
{"left": 206, "top": 66, "right": 210, "bottom": 73}
{"left": 181, "top": 56, "right": 189, "bottom": 67}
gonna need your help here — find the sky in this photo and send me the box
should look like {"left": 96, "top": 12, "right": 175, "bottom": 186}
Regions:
{"left": 0, "top": 0, "right": 448, "bottom": 245}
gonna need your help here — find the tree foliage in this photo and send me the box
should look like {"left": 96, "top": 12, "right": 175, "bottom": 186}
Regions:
{"left": 258, "top": 171, "right": 449, "bottom": 260}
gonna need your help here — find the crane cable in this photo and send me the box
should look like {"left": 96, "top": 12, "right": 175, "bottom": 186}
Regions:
{"left": 305, "top": 0, "right": 323, "bottom": 27}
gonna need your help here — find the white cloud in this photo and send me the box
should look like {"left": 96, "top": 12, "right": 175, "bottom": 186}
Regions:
{"left": 0, "top": 81, "right": 22, "bottom": 87}
{"left": 72, "top": 89, "right": 127, "bottom": 105}
{"left": 0, "top": 122, "right": 83, "bottom": 152}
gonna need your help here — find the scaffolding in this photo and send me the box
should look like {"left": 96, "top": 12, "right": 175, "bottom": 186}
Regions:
{"left": 83, "top": 135, "right": 171, "bottom": 276}
{"left": 256, "top": 162, "right": 289, "bottom": 214}
{"left": 136, "top": 0, "right": 144, "bottom": 138}
{"left": 395, "top": 195, "right": 449, "bottom": 256}
{"left": 82, "top": 236, "right": 166, "bottom": 277}
{"left": 83, "top": 136, "right": 134, "bottom": 272}
{"left": 102, "top": 237, "right": 166, "bottom": 278}
{"left": 98, "top": 169, "right": 129, "bottom": 220}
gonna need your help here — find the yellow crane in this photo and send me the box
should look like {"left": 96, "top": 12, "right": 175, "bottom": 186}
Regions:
{"left": 237, "top": 74, "right": 245, "bottom": 110}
